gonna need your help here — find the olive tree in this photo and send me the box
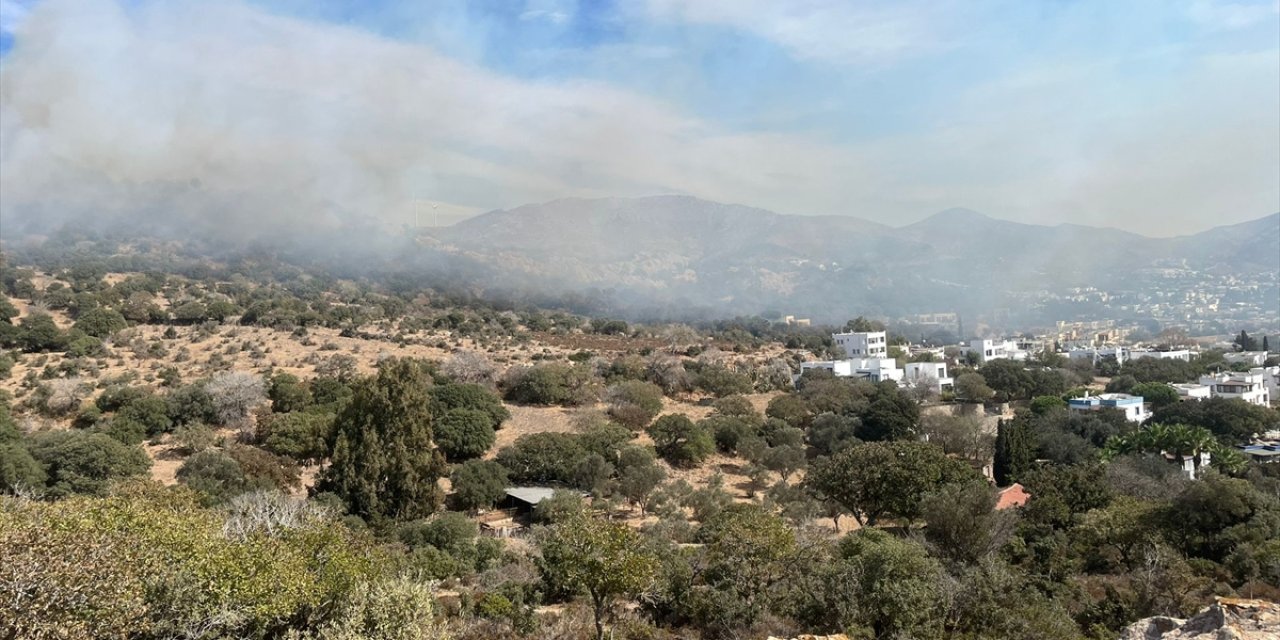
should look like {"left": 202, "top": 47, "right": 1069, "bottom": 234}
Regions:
{"left": 538, "top": 514, "right": 659, "bottom": 640}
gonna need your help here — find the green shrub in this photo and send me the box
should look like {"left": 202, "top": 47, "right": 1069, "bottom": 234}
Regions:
{"left": 433, "top": 408, "right": 496, "bottom": 461}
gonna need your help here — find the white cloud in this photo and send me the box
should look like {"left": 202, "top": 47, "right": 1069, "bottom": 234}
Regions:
{"left": 1187, "top": 0, "right": 1280, "bottom": 30}
{"left": 0, "top": 0, "right": 34, "bottom": 35}
{"left": 642, "top": 0, "right": 953, "bottom": 65}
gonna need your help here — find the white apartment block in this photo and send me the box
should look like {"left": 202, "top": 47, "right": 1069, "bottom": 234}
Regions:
{"left": 833, "top": 331, "right": 888, "bottom": 358}
{"left": 903, "top": 362, "right": 953, "bottom": 392}
{"left": 966, "top": 339, "right": 1027, "bottom": 364}
{"left": 800, "top": 357, "right": 903, "bottom": 384}
{"left": 1067, "top": 346, "right": 1130, "bottom": 364}
{"left": 1199, "top": 368, "right": 1271, "bottom": 406}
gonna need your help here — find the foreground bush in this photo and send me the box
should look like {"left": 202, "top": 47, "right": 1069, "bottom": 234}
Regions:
{"left": 0, "top": 485, "right": 386, "bottom": 640}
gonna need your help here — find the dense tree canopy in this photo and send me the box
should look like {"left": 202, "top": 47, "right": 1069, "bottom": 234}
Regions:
{"left": 318, "top": 359, "right": 447, "bottom": 522}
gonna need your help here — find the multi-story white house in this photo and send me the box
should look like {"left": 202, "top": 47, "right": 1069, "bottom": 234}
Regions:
{"left": 1170, "top": 383, "right": 1212, "bottom": 400}
{"left": 1199, "top": 369, "right": 1271, "bottom": 406}
{"left": 965, "top": 339, "right": 1026, "bottom": 364}
{"left": 800, "top": 357, "right": 903, "bottom": 383}
{"left": 903, "top": 362, "right": 953, "bottom": 393}
{"left": 1067, "top": 346, "right": 1130, "bottom": 365}
{"left": 832, "top": 331, "right": 888, "bottom": 359}
{"left": 1067, "top": 393, "right": 1150, "bottom": 423}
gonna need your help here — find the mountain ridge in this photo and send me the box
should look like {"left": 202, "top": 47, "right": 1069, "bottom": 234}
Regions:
{"left": 421, "top": 196, "right": 1279, "bottom": 323}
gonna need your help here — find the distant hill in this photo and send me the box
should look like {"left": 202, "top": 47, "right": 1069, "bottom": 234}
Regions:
{"left": 420, "top": 196, "right": 1280, "bottom": 323}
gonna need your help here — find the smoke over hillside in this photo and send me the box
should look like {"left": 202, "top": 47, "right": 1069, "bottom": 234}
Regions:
{"left": 0, "top": 0, "right": 875, "bottom": 241}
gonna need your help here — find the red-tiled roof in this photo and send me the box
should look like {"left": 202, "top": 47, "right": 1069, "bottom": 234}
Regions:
{"left": 995, "top": 483, "right": 1030, "bottom": 510}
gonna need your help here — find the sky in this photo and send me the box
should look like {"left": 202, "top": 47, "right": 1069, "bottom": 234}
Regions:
{"left": 0, "top": 0, "right": 1277, "bottom": 236}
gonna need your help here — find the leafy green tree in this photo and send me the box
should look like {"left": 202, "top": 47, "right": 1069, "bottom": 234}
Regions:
{"left": 576, "top": 419, "right": 634, "bottom": 460}
{"left": 538, "top": 514, "right": 659, "bottom": 640}
{"left": 1030, "top": 395, "right": 1067, "bottom": 414}
{"left": 1105, "top": 374, "right": 1138, "bottom": 394}
{"left": 843, "top": 316, "right": 885, "bottom": 332}
{"left": 533, "top": 489, "right": 587, "bottom": 524}
{"left": 71, "top": 307, "right": 127, "bottom": 338}
{"left": 765, "top": 393, "right": 812, "bottom": 428}
{"left": 954, "top": 372, "right": 995, "bottom": 403}
{"left": 177, "top": 449, "right": 263, "bottom": 505}
{"left": 27, "top": 430, "right": 150, "bottom": 498}
{"left": 856, "top": 383, "right": 919, "bottom": 441}
{"left": 495, "top": 432, "right": 585, "bottom": 484}
{"left": 647, "top": 414, "right": 714, "bottom": 468}
{"left": 1166, "top": 472, "right": 1276, "bottom": 562}
{"left": 805, "top": 441, "right": 978, "bottom": 526}
{"left": 807, "top": 412, "right": 861, "bottom": 455}
{"left": 115, "top": 393, "right": 173, "bottom": 436}
{"left": 826, "top": 529, "right": 947, "bottom": 639}
{"left": 170, "top": 300, "right": 207, "bottom": 324}
{"left": 318, "top": 359, "right": 447, "bottom": 522}
{"left": 429, "top": 383, "right": 509, "bottom": 428}
{"left": 1077, "top": 496, "right": 1164, "bottom": 571}
{"left": 703, "top": 414, "right": 757, "bottom": 453}
{"left": 1149, "top": 397, "right": 1276, "bottom": 445}
{"left": 260, "top": 411, "right": 333, "bottom": 463}
{"left": 692, "top": 504, "right": 798, "bottom": 630}
{"left": 0, "top": 442, "right": 46, "bottom": 493}
{"left": 616, "top": 445, "right": 665, "bottom": 514}
{"left": 504, "top": 364, "right": 594, "bottom": 406}
{"left": 980, "top": 359, "right": 1035, "bottom": 402}
{"left": 267, "top": 372, "right": 312, "bottom": 413}
{"left": 165, "top": 382, "right": 219, "bottom": 427}
{"left": 449, "top": 459, "right": 509, "bottom": 512}
{"left": 921, "top": 483, "right": 1018, "bottom": 564}
{"left": 694, "top": 366, "right": 753, "bottom": 397}
{"left": 18, "top": 313, "right": 65, "bottom": 352}
{"left": 604, "top": 380, "right": 665, "bottom": 429}
{"left": 712, "top": 395, "right": 759, "bottom": 420}
{"left": 433, "top": 408, "right": 496, "bottom": 461}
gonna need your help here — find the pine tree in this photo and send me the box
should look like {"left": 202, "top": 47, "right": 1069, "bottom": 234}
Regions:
{"left": 318, "top": 358, "right": 446, "bottom": 523}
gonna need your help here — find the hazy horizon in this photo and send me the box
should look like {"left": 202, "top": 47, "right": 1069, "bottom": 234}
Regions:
{"left": 1, "top": 0, "right": 1278, "bottom": 237}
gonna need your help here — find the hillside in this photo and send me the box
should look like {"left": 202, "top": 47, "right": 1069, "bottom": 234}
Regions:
{"left": 424, "top": 196, "right": 1280, "bottom": 323}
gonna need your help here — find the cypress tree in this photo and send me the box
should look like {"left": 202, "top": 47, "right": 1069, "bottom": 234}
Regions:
{"left": 1264, "top": 335, "right": 1270, "bottom": 353}
{"left": 993, "top": 419, "right": 1012, "bottom": 486}
{"left": 993, "top": 417, "right": 1034, "bottom": 486}
{"left": 318, "top": 358, "right": 446, "bottom": 523}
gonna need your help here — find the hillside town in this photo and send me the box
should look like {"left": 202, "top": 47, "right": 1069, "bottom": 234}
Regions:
{"left": 801, "top": 327, "right": 1279, "bottom": 476}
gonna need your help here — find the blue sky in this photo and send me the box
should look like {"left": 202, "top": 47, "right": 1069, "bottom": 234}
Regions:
{"left": 0, "top": 0, "right": 1277, "bottom": 234}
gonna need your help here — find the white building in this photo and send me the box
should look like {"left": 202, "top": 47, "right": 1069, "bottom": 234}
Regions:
{"left": 832, "top": 331, "right": 888, "bottom": 359}
{"left": 1067, "top": 346, "right": 1130, "bottom": 365}
{"left": 1223, "top": 351, "right": 1269, "bottom": 367}
{"left": 1199, "top": 369, "right": 1271, "bottom": 406}
{"left": 1170, "top": 383, "right": 1212, "bottom": 400}
{"left": 1263, "top": 366, "right": 1280, "bottom": 404}
{"left": 1131, "top": 349, "right": 1193, "bottom": 362}
{"left": 965, "top": 339, "right": 1027, "bottom": 364}
{"left": 903, "top": 362, "right": 953, "bottom": 393}
{"left": 1067, "top": 393, "right": 1150, "bottom": 423}
{"left": 800, "top": 357, "right": 903, "bottom": 383}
